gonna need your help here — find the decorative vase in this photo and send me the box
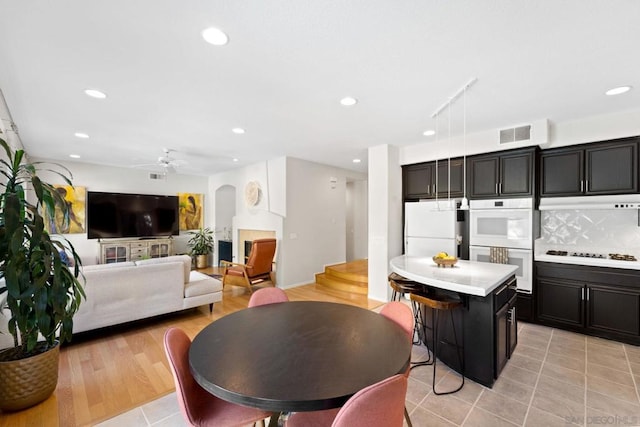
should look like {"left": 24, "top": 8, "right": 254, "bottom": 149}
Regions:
{"left": 0, "top": 342, "right": 60, "bottom": 411}
{"left": 196, "top": 254, "right": 208, "bottom": 269}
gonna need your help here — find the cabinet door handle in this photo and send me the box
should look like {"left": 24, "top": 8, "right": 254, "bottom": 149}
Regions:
{"left": 581, "top": 288, "right": 585, "bottom": 300}
{"left": 495, "top": 183, "right": 498, "bottom": 194}
{"left": 585, "top": 180, "right": 589, "bottom": 192}
{"left": 586, "top": 288, "right": 590, "bottom": 301}
{"left": 499, "top": 183, "right": 503, "bottom": 194}
{"left": 581, "top": 180, "right": 584, "bottom": 192}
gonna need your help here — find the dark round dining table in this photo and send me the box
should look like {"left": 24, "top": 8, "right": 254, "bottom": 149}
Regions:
{"left": 189, "top": 301, "right": 411, "bottom": 414}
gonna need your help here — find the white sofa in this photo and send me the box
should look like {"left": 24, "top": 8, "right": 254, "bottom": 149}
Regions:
{"left": 72, "top": 255, "right": 222, "bottom": 333}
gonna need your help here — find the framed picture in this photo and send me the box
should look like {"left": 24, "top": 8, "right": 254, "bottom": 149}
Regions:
{"left": 44, "top": 185, "right": 86, "bottom": 234}
{"left": 179, "top": 193, "right": 203, "bottom": 230}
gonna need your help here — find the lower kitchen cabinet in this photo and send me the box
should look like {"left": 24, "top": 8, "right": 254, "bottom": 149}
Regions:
{"left": 536, "top": 262, "right": 640, "bottom": 345}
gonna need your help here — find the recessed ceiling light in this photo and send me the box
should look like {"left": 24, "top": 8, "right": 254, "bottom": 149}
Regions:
{"left": 340, "top": 97, "right": 358, "bottom": 106}
{"left": 84, "top": 89, "right": 107, "bottom": 99}
{"left": 605, "top": 86, "right": 632, "bottom": 96}
{"left": 202, "top": 27, "right": 229, "bottom": 46}
{"left": 69, "top": 154, "right": 81, "bottom": 159}
{"left": 423, "top": 130, "right": 436, "bottom": 136}
{"left": 352, "top": 158, "right": 361, "bottom": 163}
{"left": 74, "top": 132, "right": 89, "bottom": 139}
{"left": 233, "top": 158, "right": 239, "bottom": 162}
{"left": 232, "top": 128, "right": 245, "bottom": 134}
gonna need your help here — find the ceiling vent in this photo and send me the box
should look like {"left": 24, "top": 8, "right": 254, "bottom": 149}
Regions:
{"left": 497, "top": 119, "right": 549, "bottom": 147}
{"left": 149, "top": 172, "right": 166, "bottom": 180}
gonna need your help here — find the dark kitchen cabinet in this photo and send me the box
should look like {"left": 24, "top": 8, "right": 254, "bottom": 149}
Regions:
{"left": 468, "top": 148, "right": 535, "bottom": 199}
{"left": 436, "top": 158, "right": 464, "bottom": 198}
{"left": 535, "top": 262, "right": 640, "bottom": 345}
{"left": 403, "top": 163, "right": 436, "bottom": 199}
{"left": 403, "top": 158, "right": 464, "bottom": 200}
{"left": 540, "top": 138, "right": 638, "bottom": 197}
{"left": 416, "top": 274, "right": 518, "bottom": 388}
{"left": 495, "top": 293, "right": 517, "bottom": 378}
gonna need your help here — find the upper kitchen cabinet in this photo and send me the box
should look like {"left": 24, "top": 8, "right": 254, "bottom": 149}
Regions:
{"left": 436, "top": 158, "right": 464, "bottom": 198}
{"left": 403, "top": 159, "right": 463, "bottom": 200}
{"left": 403, "top": 163, "right": 435, "bottom": 199}
{"left": 540, "top": 137, "right": 638, "bottom": 197}
{"left": 467, "top": 147, "right": 536, "bottom": 199}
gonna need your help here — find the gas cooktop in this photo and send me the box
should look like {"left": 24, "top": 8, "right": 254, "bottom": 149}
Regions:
{"left": 545, "top": 250, "right": 637, "bottom": 261}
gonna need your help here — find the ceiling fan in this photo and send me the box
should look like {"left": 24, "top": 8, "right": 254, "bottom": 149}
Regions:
{"left": 132, "top": 148, "right": 187, "bottom": 175}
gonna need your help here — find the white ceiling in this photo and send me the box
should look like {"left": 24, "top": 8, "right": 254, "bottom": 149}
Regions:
{"left": 0, "top": 1, "right": 639, "bottom": 176}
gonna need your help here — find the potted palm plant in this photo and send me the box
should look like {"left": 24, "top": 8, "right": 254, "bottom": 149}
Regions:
{"left": 188, "top": 227, "right": 214, "bottom": 269}
{"left": 0, "top": 136, "right": 84, "bottom": 411}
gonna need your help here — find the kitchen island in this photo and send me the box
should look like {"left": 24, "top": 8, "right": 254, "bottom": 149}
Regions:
{"left": 390, "top": 255, "right": 518, "bottom": 388}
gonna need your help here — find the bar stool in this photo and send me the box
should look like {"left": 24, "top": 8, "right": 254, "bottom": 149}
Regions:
{"left": 388, "top": 272, "right": 426, "bottom": 345}
{"left": 410, "top": 291, "right": 464, "bottom": 395}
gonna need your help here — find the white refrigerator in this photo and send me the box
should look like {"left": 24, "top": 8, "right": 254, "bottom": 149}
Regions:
{"left": 404, "top": 200, "right": 459, "bottom": 257}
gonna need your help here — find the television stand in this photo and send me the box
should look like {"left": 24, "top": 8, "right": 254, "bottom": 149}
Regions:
{"left": 99, "top": 238, "right": 174, "bottom": 264}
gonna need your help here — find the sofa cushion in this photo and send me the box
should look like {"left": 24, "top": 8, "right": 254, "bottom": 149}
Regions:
{"left": 135, "top": 255, "right": 191, "bottom": 283}
{"left": 83, "top": 262, "right": 136, "bottom": 272}
{"left": 185, "top": 271, "right": 223, "bottom": 298}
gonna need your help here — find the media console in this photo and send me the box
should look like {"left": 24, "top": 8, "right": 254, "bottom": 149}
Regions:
{"left": 99, "top": 238, "right": 173, "bottom": 264}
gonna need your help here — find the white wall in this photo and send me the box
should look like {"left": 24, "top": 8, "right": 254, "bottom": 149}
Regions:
{"left": 367, "top": 144, "right": 402, "bottom": 302}
{"left": 400, "top": 109, "right": 640, "bottom": 165}
{"left": 208, "top": 157, "right": 287, "bottom": 283}
{"left": 208, "top": 156, "right": 365, "bottom": 288}
{"left": 31, "top": 158, "right": 208, "bottom": 264}
{"left": 346, "top": 180, "right": 368, "bottom": 261}
{"left": 283, "top": 158, "right": 366, "bottom": 287}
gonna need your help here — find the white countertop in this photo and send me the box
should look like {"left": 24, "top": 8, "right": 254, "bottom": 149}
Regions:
{"left": 535, "top": 254, "right": 640, "bottom": 270}
{"left": 389, "top": 256, "right": 518, "bottom": 297}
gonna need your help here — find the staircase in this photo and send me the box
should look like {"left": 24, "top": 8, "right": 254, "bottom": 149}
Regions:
{"left": 315, "top": 259, "right": 368, "bottom": 295}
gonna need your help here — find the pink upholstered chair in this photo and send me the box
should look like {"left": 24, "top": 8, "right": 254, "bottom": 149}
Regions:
{"left": 248, "top": 287, "right": 289, "bottom": 308}
{"left": 286, "top": 374, "right": 407, "bottom": 427}
{"left": 380, "top": 301, "right": 415, "bottom": 427}
{"left": 380, "top": 301, "right": 414, "bottom": 342}
{"left": 163, "top": 327, "right": 272, "bottom": 427}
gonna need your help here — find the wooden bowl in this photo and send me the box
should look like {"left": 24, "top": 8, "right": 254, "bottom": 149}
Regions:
{"left": 432, "top": 256, "right": 458, "bottom": 268}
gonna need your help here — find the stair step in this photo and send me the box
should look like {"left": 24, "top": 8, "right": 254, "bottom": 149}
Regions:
{"left": 324, "top": 259, "right": 368, "bottom": 284}
{"left": 315, "top": 273, "right": 368, "bottom": 295}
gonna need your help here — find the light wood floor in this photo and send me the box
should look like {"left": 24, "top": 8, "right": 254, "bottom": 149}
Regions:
{"left": 0, "top": 267, "right": 381, "bottom": 427}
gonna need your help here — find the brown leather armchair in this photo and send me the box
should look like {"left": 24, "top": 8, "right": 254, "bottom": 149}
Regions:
{"left": 221, "top": 238, "right": 276, "bottom": 293}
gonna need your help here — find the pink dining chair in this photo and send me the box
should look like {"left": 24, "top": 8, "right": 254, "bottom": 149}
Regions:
{"left": 248, "top": 287, "right": 289, "bottom": 308}
{"left": 286, "top": 374, "right": 408, "bottom": 427}
{"left": 163, "top": 327, "right": 272, "bottom": 427}
{"left": 380, "top": 301, "right": 415, "bottom": 427}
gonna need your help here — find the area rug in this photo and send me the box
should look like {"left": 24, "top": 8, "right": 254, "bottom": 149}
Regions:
{"left": 207, "top": 273, "right": 223, "bottom": 279}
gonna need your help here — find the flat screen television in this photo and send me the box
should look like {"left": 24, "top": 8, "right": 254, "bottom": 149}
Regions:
{"left": 87, "top": 191, "right": 179, "bottom": 239}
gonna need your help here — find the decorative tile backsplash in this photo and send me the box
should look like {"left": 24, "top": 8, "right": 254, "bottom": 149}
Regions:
{"left": 540, "top": 210, "right": 640, "bottom": 254}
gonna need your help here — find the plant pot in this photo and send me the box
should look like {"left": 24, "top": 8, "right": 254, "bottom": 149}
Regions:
{"left": 196, "top": 254, "right": 208, "bottom": 269}
{"left": 0, "top": 341, "right": 60, "bottom": 411}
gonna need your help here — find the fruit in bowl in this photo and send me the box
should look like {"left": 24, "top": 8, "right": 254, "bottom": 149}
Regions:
{"left": 433, "top": 252, "right": 458, "bottom": 267}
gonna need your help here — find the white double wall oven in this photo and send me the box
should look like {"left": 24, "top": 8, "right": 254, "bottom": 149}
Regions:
{"left": 469, "top": 198, "right": 538, "bottom": 294}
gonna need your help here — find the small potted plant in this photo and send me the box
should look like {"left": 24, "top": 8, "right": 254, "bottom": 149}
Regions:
{"left": 188, "top": 227, "right": 214, "bottom": 269}
{"left": 0, "top": 136, "right": 84, "bottom": 411}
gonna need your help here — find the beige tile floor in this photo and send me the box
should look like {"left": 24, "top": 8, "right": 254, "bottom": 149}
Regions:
{"left": 97, "top": 322, "right": 640, "bottom": 427}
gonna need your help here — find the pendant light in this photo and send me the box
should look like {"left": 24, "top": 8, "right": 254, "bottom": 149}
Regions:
{"left": 460, "top": 85, "right": 469, "bottom": 210}
{"left": 430, "top": 78, "right": 477, "bottom": 210}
